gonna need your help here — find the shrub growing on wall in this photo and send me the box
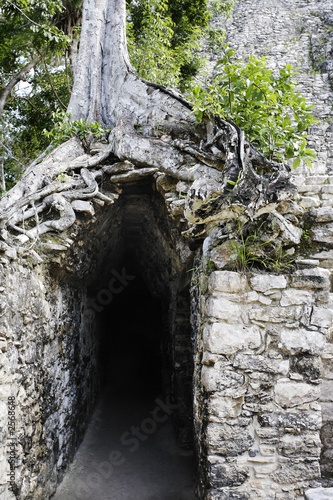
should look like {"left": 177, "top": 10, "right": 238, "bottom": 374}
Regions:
{"left": 191, "top": 43, "right": 317, "bottom": 168}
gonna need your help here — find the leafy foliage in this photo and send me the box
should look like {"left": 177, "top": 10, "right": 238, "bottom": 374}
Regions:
{"left": 43, "top": 110, "right": 110, "bottom": 145}
{"left": 0, "top": 0, "right": 70, "bottom": 72}
{"left": 127, "top": 0, "right": 234, "bottom": 89}
{"left": 0, "top": 64, "right": 72, "bottom": 193}
{"left": 191, "top": 44, "right": 318, "bottom": 167}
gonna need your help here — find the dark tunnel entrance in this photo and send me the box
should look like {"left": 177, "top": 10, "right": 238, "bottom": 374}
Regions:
{"left": 51, "top": 181, "right": 197, "bottom": 499}
{"left": 98, "top": 262, "right": 164, "bottom": 398}
{"left": 84, "top": 262, "right": 196, "bottom": 499}
{"left": 52, "top": 186, "right": 196, "bottom": 500}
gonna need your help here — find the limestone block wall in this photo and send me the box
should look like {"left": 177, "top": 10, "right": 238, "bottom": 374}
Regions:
{"left": 0, "top": 262, "right": 99, "bottom": 500}
{"left": 208, "top": 0, "right": 333, "bottom": 486}
{"left": 219, "top": 0, "right": 333, "bottom": 192}
{"left": 194, "top": 268, "right": 333, "bottom": 499}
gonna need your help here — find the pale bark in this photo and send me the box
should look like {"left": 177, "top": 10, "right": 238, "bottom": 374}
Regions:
{"left": 0, "top": 0, "right": 296, "bottom": 253}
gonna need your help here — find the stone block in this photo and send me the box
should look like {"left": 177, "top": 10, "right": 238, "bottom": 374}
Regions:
{"left": 207, "top": 423, "right": 254, "bottom": 456}
{"left": 208, "top": 395, "right": 244, "bottom": 419}
{"left": 299, "top": 197, "right": 320, "bottom": 209}
{"left": 279, "top": 329, "right": 326, "bottom": 355}
{"left": 292, "top": 355, "right": 322, "bottom": 381}
{"left": 298, "top": 185, "right": 321, "bottom": 194}
{"left": 305, "top": 176, "right": 328, "bottom": 185}
{"left": 210, "top": 241, "right": 238, "bottom": 270}
{"left": 310, "top": 207, "right": 333, "bottom": 222}
{"left": 278, "top": 433, "right": 321, "bottom": 458}
{"left": 208, "top": 271, "right": 248, "bottom": 294}
{"left": 274, "top": 380, "right": 320, "bottom": 408}
{"left": 201, "top": 365, "right": 247, "bottom": 396}
{"left": 320, "top": 380, "right": 333, "bottom": 403}
{"left": 305, "top": 488, "right": 333, "bottom": 500}
{"left": 321, "top": 186, "right": 333, "bottom": 194}
{"left": 271, "top": 459, "right": 320, "bottom": 484}
{"left": 311, "top": 307, "right": 333, "bottom": 329}
{"left": 280, "top": 289, "right": 314, "bottom": 307}
{"left": 257, "top": 412, "right": 321, "bottom": 431}
{"left": 312, "top": 224, "right": 333, "bottom": 244}
{"left": 208, "top": 457, "right": 249, "bottom": 488}
{"left": 255, "top": 427, "right": 281, "bottom": 439}
{"left": 252, "top": 461, "right": 279, "bottom": 476}
{"left": 203, "top": 323, "right": 262, "bottom": 355}
{"left": 205, "top": 296, "right": 243, "bottom": 323}
{"left": 249, "top": 306, "right": 300, "bottom": 323}
{"left": 250, "top": 275, "right": 287, "bottom": 293}
{"left": 206, "top": 489, "right": 249, "bottom": 500}
{"left": 322, "top": 356, "right": 333, "bottom": 380}
{"left": 71, "top": 200, "right": 95, "bottom": 216}
{"left": 291, "top": 268, "right": 331, "bottom": 290}
{"left": 233, "top": 354, "right": 289, "bottom": 375}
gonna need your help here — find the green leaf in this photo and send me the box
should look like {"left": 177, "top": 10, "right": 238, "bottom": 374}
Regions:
{"left": 293, "top": 157, "right": 301, "bottom": 169}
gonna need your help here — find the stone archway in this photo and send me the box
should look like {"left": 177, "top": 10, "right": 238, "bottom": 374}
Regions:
{"left": 0, "top": 170, "right": 199, "bottom": 500}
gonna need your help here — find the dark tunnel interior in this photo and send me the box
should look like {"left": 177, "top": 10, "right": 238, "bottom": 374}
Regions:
{"left": 97, "top": 260, "right": 165, "bottom": 399}
{"left": 52, "top": 182, "right": 197, "bottom": 498}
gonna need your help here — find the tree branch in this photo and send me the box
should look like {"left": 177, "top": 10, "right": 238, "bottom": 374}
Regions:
{"left": 38, "top": 52, "right": 67, "bottom": 110}
{"left": 0, "top": 55, "right": 41, "bottom": 118}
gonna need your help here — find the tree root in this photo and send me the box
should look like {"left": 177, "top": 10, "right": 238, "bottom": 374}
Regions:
{"left": 0, "top": 110, "right": 297, "bottom": 258}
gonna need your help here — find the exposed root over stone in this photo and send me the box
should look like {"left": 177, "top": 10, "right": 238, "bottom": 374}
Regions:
{"left": 0, "top": 107, "right": 296, "bottom": 261}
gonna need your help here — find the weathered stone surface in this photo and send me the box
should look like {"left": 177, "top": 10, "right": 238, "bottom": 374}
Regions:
{"left": 202, "top": 365, "right": 247, "bottom": 396}
{"left": 249, "top": 306, "right": 300, "bottom": 323}
{"left": 203, "top": 323, "right": 262, "bottom": 355}
{"left": 320, "top": 380, "right": 333, "bottom": 403}
{"left": 71, "top": 200, "right": 95, "bottom": 215}
{"left": 305, "top": 488, "right": 333, "bottom": 500}
{"left": 207, "top": 423, "right": 254, "bottom": 456}
{"left": 311, "top": 307, "right": 333, "bottom": 329}
{"left": 208, "top": 395, "right": 244, "bottom": 419}
{"left": 271, "top": 459, "right": 320, "bottom": 484}
{"left": 208, "top": 458, "right": 249, "bottom": 488}
{"left": 292, "top": 355, "right": 322, "bottom": 381}
{"left": 206, "top": 490, "right": 249, "bottom": 500}
{"left": 274, "top": 380, "right": 320, "bottom": 408}
{"left": 274, "top": 217, "right": 302, "bottom": 245}
{"left": 310, "top": 207, "right": 333, "bottom": 222}
{"left": 257, "top": 412, "right": 322, "bottom": 431}
{"left": 278, "top": 433, "right": 322, "bottom": 458}
{"left": 205, "top": 296, "right": 244, "bottom": 322}
{"left": 291, "top": 268, "right": 331, "bottom": 290}
{"left": 208, "top": 271, "right": 248, "bottom": 294}
{"left": 210, "top": 241, "right": 239, "bottom": 270}
{"left": 279, "top": 329, "right": 326, "bottom": 356}
{"left": 280, "top": 289, "right": 314, "bottom": 307}
{"left": 233, "top": 354, "right": 289, "bottom": 375}
{"left": 250, "top": 275, "right": 287, "bottom": 293}
{"left": 312, "top": 224, "right": 333, "bottom": 244}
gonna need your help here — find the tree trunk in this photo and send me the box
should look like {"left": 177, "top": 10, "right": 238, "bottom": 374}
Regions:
{"left": 0, "top": 0, "right": 296, "bottom": 249}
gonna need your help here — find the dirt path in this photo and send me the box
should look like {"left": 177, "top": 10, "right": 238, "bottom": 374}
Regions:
{"left": 51, "top": 387, "right": 196, "bottom": 500}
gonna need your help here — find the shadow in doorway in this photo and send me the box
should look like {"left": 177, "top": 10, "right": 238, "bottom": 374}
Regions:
{"left": 51, "top": 264, "right": 196, "bottom": 500}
